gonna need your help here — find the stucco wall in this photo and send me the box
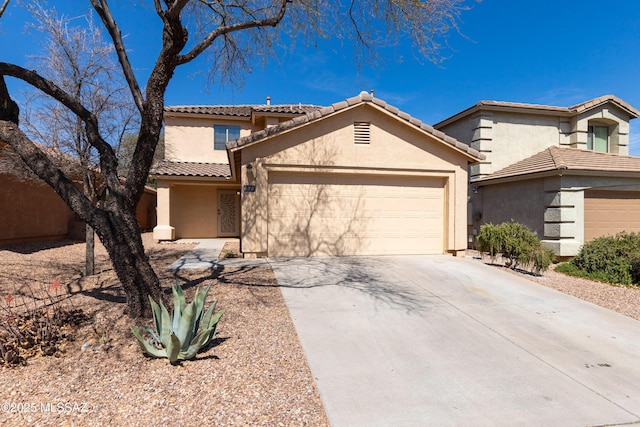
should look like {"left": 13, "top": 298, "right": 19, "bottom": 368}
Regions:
{"left": 170, "top": 184, "right": 218, "bottom": 238}
{"left": 238, "top": 104, "right": 471, "bottom": 257}
{"left": 571, "top": 105, "right": 632, "bottom": 154}
{"left": 476, "top": 178, "right": 546, "bottom": 238}
{"left": 438, "top": 103, "right": 634, "bottom": 180}
{"left": 1, "top": 173, "right": 158, "bottom": 246}
{"left": 164, "top": 116, "right": 253, "bottom": 164}
{"left": 0, "top": 174, "right": 76, "bottom": 245}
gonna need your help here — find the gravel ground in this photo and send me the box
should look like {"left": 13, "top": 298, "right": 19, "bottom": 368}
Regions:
{"left": 0, "top": 234, "right": 328, "bottom": 427}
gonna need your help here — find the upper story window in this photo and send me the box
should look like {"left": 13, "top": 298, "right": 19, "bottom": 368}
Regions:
{"left": 214, "top": 125, "right": 240, "bottom": 150}
{"left": 587, "top": 125, "right": 608, "bottom": 152}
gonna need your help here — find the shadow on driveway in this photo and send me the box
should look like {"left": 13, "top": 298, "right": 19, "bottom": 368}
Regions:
{"left": 272, "top": 255, "right": 640, "bottom": 427}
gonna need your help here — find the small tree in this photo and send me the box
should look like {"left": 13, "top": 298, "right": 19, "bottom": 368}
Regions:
{"left": 20, "top": 5, "right": 139, "bottom": 276}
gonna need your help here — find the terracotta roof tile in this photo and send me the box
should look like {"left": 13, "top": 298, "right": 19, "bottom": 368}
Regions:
{"left": 227, "top": 92, "right": 485, "bottom": 161}
{"left": 435, "top": 95, "right": 639, "bottom": 128}
{"left": 569, "top": 95, "right": 640, "bottom": 117}
{"left": 476, "top": 146, "right": 640, "bottom": 182}
{"left": 164, "top": 105, "right": 255, "bottom": 117}
{"left": 164, "top": 104, "right": 321, "bottom": 117}
{"left": 150, "top": 161, "right": 231, "bottom": 178}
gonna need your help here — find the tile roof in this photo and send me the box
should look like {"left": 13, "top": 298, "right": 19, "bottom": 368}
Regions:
{"left": 164, "top": 104, "right": 322, "bottom": 117}
{"left": 476, "top": 146, "right": 640, "bottom": 183}
{"left": 150, "top": 161, "right": 231, "bottom": 178}
{"left": 227, "top": 91, "right": 485, "bottom": 161}
{"left": 435, "top": 95, "right": 640, "bottom": 128}
{"left": 570, "top": 95, "right": 640, "bottom": 117}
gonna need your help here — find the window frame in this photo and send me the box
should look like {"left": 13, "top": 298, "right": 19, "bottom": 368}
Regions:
{"left": 587, "top": 124, "right": 609, "bottom": 153}
{"left": 213, "top": 125, "right": 241, "bottom": 150}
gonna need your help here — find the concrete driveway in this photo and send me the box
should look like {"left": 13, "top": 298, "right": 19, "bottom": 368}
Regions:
{"left": 270, "top": 255, "right": 640, "bottom": 427}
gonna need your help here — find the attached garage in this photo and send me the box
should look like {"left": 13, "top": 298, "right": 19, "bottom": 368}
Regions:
{"left": 227, "top": 92, "right": 484, "bottom": 258}
{"left": 267, "top": 172, "right": 445, "bottom": 256}
{"left": 584, "top": 190, "right": 640, "bottom": 241}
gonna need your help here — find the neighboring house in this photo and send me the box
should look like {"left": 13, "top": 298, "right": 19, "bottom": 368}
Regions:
{"left": 435, "top": 95, "right": 640, "bottom": 256}
{"left": 152, "top": 92, "right": 484, "bottom": 257}
{"left": 0, "top": 142, "right": 157, "bottom": 246}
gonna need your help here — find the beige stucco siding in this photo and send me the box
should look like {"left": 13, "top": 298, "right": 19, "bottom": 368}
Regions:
{"left": 573, "top": 106, "right": 631, "bottom": 155}
{"left": 170, "top": 184, "right": 218, "bottom": 238}
{"left": 238, "top": 104, "right": 470, "bottom": 257}
{"left": 164, "top": 116, "right": 253, "bottom": 164}
{"left": 156, "top": 180, "right": 241, "bottom": 240}
{"left": 475, "top": 178, "right": 546, "bottom": 237}
{"left": 439, "top": 111, "right": 564, "bottom": 178}
{"left": 0, "top": 174, "right": 75, "bottom": 245}
{"left": 1, "top": 174, "right": 156, "bottom": 245}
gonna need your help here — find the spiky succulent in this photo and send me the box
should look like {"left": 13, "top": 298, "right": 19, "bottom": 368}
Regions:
{"left": 131, "top": 283, "right": 224, "bottom": 365}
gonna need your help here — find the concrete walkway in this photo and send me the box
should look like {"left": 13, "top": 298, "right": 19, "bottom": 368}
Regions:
{"left": 271, "top": 255, "right": 640, "bottom": 427}
{"left": 166, "top": 239, "right": 268, "bottom": 271}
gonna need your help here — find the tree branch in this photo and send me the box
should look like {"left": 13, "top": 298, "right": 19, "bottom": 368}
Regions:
{"left": 0, "top": 63, "right": 122, "bottom": 192}
{"left": 0, "top": 62, "right": 92, "bottom": 120}
{"left": 0, "top": 74, "right": 18, "bottom": 124}
{"left": 0, "top": 0, "right": 10, "bottom": 19}
{"left": 177, "top": 0, "right": 289, "bottom": 65}
{"left": 90, "top": 0, "right": 144, "bottom": 113}
{"left": 0, "top": 120, "right": 100, "bottom": 223}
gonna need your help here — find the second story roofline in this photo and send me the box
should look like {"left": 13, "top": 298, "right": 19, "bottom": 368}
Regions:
{"left": 434, "top": 95, "right": 640, "bottom": 129}
{"left": 164, "top": 104, "right": 323, "bottom": 123}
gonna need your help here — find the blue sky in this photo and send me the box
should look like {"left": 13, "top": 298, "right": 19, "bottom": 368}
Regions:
{"left": 2, "top": 1, "right": 640, "bottom": 153}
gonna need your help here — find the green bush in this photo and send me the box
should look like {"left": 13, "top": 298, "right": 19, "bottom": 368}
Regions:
{"left": 563, "top": 232, "right": 640, "bottom": 285}
{"left": 476, "top": 221, "right": 555, "bottom": 273}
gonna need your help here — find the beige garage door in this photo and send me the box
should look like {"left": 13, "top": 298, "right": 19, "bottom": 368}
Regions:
{"left": 584, "top": 190, "right": 640, "bottom": 242}
{"left": 267, "top": 172, "right": 445, "bottom": 256}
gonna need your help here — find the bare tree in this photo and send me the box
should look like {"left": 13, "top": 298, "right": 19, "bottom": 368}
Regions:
{"left": 20, "top": 5, "right": 139, "bottom": 276}
{"left": 0, "top": 0, "right": 474, "bottom": 318}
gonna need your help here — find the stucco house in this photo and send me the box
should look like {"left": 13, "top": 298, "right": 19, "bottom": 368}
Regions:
{"left": 152, "top": 92, "right": 484, "bottom": 257}
{"left": 434, "top": 95, "right": 640, "bottom": 256}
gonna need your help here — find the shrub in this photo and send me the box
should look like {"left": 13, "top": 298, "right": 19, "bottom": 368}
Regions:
{"left": 477, "top": 221, "right": 555, "bottom": 274}
{"left": 563, "top": 232, "right": 640, "bottom": 285}
{"left": 0, "top": 279, "right": 87, "bottom": 367}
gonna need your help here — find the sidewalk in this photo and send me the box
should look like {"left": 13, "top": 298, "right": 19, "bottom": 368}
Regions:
{"left": 166, "top": 239, "right": 269, "bottom": 271}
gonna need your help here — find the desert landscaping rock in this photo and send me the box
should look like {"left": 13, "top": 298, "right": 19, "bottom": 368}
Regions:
{"left": 0, "top": 234, "right": 328, "bottom": 426}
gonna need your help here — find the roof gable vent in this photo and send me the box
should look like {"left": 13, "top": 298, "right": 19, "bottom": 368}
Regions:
{"left": 354, "top": 122, "right": 371, "bottom": 144}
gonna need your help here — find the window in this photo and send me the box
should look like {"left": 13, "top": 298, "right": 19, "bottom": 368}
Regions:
{"left": 587, "top": 125, "right": 608, "bottom": 153}
{"left": 214, "top": 125, "right": 240, "bottom": 150}
{"left": 354, "top": 122, "right": 370, "bottom": 144}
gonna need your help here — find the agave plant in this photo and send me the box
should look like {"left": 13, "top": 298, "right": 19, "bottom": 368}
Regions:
{"left": 131, "top": 283, "right": 224, "bottom": 365}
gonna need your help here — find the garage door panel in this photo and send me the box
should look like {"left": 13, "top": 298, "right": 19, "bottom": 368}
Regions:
{"left": 585, "top": 191, "right": 640, "bottom": 242}
{"left": 268, "top": 172, "right": 444, "bottom": 256}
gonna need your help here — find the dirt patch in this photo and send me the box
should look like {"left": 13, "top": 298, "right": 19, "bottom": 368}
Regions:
{"left": 0, "top": 234, "right": 328, "bottom": 426}
{"left": 219, "top": 241, "right": 241, "bottom": 259}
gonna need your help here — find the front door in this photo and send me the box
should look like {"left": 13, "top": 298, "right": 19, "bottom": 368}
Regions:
{"left": 217, "top": 189, "right": 240, "bottom": 237}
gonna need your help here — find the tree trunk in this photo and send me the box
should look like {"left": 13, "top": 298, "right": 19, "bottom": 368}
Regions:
{"left": 94, "top": 207, "right": 165, "bottom": 318}
{"left": 85, "top": 224, "right": 95, "bottom": 276}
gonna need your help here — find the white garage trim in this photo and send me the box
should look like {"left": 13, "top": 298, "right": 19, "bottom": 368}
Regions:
{"left": 267, "top": 171, "right": 446, "bottom": 256}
